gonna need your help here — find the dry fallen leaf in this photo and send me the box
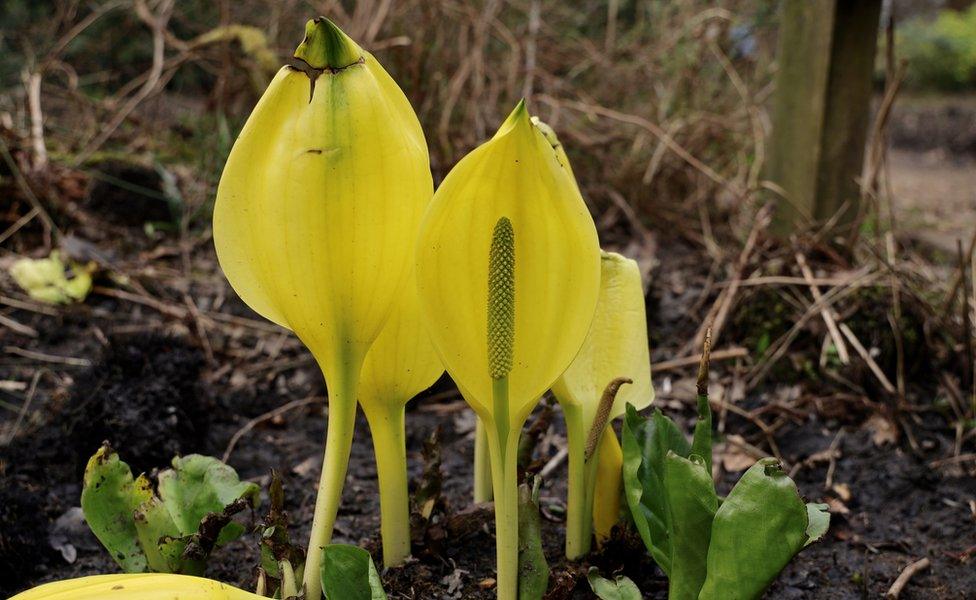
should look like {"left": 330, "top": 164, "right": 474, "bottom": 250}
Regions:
{"left": 832, "top": 483, "right": 852, "bottom": 502}
{"left": 864, "top": 413, "right": 898, "bottom": 446}
{"left": 827, "top": 497, "right": 850, "bottom": 515}
{"left": 718, "top": 435, "right": 761, "bottom": 472}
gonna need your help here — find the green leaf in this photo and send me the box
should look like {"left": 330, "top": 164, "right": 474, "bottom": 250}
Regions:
{"left": 804, "top": 503, "right": 830, "bottom": 546}
{"left": 517, "top": 481, "right": 549, "bottom": 600}
{"left": 663, "top": 453, "right": 715, "bottom": 600}
{"left": 621, "top": 403, "right": 690, "bottom": 575}
{"left": 132, "top": 493, "right": 185, "bottom": 573}
{"left": 586, "top": 567, "right": 642, "bottom": 600}
{"left": 80, "top": 445, "right": 151, "bottom": 573}
{"left": 156, "top": 454, "right": 260, "bottom": 542}
{"left": 321, "top": 544, "right": 387, "bottom": 600}
{"left": 698, "top": 458, "right": 820, "bottom": 600}
{"left": 690, "top": 393, "right": 712, "bottom": 474}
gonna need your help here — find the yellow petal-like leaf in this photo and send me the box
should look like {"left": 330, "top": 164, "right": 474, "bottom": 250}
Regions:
{"left": 593, "top": 427, "right": 624, "bottom": 544}
{"left": 552, "top": 251, "right": 653, "bottom": 428}
{"left": 9, "top": 574, "right": 264, "bottom": 600}
{"left": 213, "top": 28, "right": 433, "bottom": 375}
{"left": 359, "top": 268, "right": 444, "bottom": 410}
{"left": 416, "top": 102, "right": 601, "bottom": 425}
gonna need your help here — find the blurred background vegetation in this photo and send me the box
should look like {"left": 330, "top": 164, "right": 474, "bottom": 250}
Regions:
{"left": 2, "top": 1, "right": 973, "bottom": 240}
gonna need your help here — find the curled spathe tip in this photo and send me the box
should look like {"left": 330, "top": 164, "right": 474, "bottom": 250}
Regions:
{"left": 294, "top": 17, "right": 364, "bottom": 71}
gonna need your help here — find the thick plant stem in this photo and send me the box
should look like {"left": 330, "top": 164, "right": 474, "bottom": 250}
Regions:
{"left": 485, "top": 420, "right": 521, "bottom": 600}
{"left": 303, "top": 359, "right": 361, "bottom": 600}
{"left": 483, "top": 376, "right": 522, "bottom": 600}
{"left": 474, "top": 419, "right": 493, "bottom": 502}
{"left": 363, "top": 403, "right": 411, "bottom": 568}
{"left": 562, "top": 403, "right": 597, "bottom": 559}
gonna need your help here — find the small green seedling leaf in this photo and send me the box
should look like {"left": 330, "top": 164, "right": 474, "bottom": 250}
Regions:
{"left": 621, "top": 403, "right": 691, "bottom": 575}
{"left": 663, "top": 452, "right": 716, "bottom": 600}
{"left": 517, "top": 479, "right": 548, "bottom": 600}
{"left": 81, "top": 445, "right": 259, "bottom": 576}
{"left": 698, "top": 458, "right": 826, "bottom": 600}
{"left": 586, "top": 567, "right": 642, "bottom": 600}
{"left": 157, "top": 454, "right": 260, "bottom": 545}
{"left": 320, "top": 544, "right": 387, "bottom": 600}
{"left": 80, "top": 444, "right": 151, "bottom": 572}
{"left": 133, "top": 493, "right": 185, "bottom": 573}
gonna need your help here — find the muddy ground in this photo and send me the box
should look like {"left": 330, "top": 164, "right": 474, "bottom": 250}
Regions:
{"left": 2, "top": 98, "right": 976, "bottom": 599}
{"left": 1, "top": 244, "right": 974, "bottom": 600}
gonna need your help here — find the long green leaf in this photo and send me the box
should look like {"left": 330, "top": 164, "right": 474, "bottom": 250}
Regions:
{"left": 621, "top": 403, "right": 690, "bottom": 575}
{"left": 663, "top": 452, "right": 716, "bottom": 600}
{"left": 586, "top": 568, "right": 642, "bottom": 600}
{"left": 321, "top": 544, "right": 387, "bottom": 600}
{"left": 80, "top": 445, "right": 151, "bottom": 573}
{"left": 698, "top": 458, "right": 822, "bottom": 600}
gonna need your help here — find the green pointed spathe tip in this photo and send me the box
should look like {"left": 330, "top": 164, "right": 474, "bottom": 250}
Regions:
{"left": 294, "top": 17, "right": 363, "bottom": 71}
{"left": 493, "top": 99, "right": 532, "bottom": 139}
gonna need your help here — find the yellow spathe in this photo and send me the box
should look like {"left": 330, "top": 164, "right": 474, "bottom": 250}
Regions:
{"left": 592, "top": 427, "right": 624, "bottom": 543}
{"left": 416, "top": 101, "right": 601, "bottom": 428}
{"left": 552, "top": 250, "right": 654, "bottom": 559}
{"left": 552, "top": 251, "right": 654, "bottom": 425}
{"left": 359, "top": 268, "right": 443, "bottom": 407}
{"left": 213, "top": 18, "right": 432, "bottom": 599}
{"left": 10, "top": 574, "right": 263, "bottom": 600}
{"left": 417, "top": 102, "right": 600, "bottom": 600}
{"left": 213, "top": 19, "right": 432, "bottom": 377}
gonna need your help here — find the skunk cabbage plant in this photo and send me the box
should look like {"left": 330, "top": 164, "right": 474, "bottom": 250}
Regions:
{"left": 551, "top": 251, "right": 653, "bottom": 558}
{"left": 357, "top": 267, "right": 443, "bottom": 567}
{"left": 416, "top": 101, "right": 600, "bottom": 599}
{"left": 212, "top": 17, "right": 431, "bottom": 598}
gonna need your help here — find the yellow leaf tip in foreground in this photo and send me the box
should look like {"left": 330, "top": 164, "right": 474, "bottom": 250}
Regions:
{"left": 488, "top": 217, "right": 515, "bottom": 380}
{"left": 294, "top": 17, "right": 363, "bottom": 71}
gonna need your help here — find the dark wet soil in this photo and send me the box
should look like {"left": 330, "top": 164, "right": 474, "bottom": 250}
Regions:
{"left": 2, "top": 286, "right": 974, "bottom": 600}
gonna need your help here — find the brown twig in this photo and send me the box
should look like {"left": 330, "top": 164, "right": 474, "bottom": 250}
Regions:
{"left": 22, "top": 70, "right": 47, "bottom": 170}
{"left": 652, "top": 347, "right": 748, "bottom": 373}
{"left": 884, "top": 557, "right": 930, "bottom": 599}
{"left": 1, "top": 369, "right": 44, "bottom": 446}
{"left": 838, "top": 323, "right": 896, "bottom": 395}
{"left": 4, "top": 346, "right": 91, "bottom": 367}
{"left": 796, "top": 251, "right": 850, "bottom": 365}
{"left": 0, "top": 137, "right": 60, "bottom": 248}
{"left": 222, "top": 396, "right": 324, "bottom": 463}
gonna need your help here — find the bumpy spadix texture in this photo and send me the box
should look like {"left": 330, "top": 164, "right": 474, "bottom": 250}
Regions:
{"left": 213, "top": 18, "right": 432, "bottom": 373}
{"left": 487, "top": 217, "right": 515, "bottom": 380}
{"left": 9, "top": 574, "right": 264, "bottom": 600}
{"left": 552, "top": 252, "right": 654, "bottom": 425}
{"left": 416, "top": 102, "right": 601, "bottom": 426}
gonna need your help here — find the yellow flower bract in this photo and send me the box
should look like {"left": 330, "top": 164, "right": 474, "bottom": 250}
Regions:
{"left": 416, "top": 101, "right": 601, "bottom": 427}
